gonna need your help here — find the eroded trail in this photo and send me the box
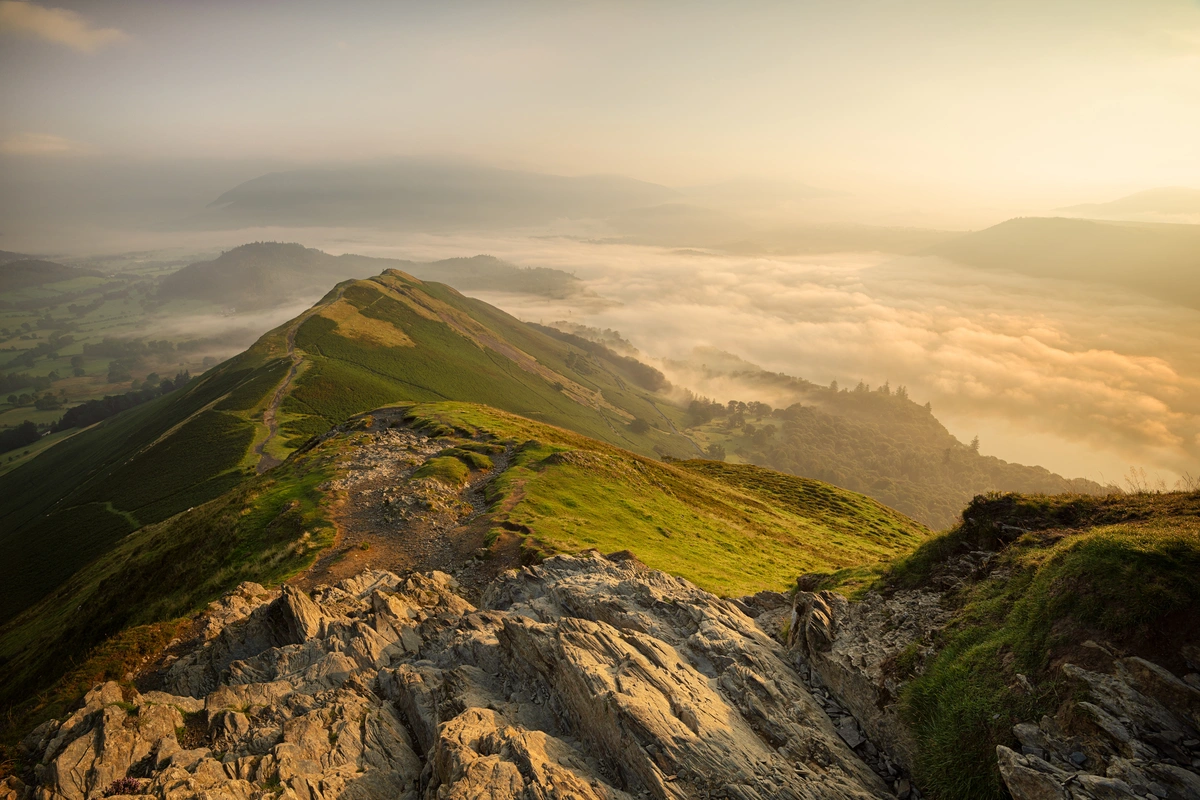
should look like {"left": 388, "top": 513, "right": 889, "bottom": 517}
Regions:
{"left": 253, "top": 288, "right": 343, "bottom": 473}
{"left": 296, "top": 410, "right": 520, "bottom": 600}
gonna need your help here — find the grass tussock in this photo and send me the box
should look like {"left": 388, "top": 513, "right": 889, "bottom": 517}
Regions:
{"left": 414, "top": 455, "right": 471, "bottom": 486}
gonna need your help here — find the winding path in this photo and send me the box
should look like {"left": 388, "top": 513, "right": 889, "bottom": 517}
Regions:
{"left": 253, "top": 288, "right": 343, "bottom": 473}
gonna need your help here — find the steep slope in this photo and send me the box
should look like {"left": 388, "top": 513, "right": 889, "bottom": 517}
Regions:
{"left": 926, "top": 216, "right": 1200, "bottom": 310}
{"left": 0, "top": 401, "right": 927, "bottom": 748}
{"left": 0, "top": 270, "right": 695, "bottom": 624}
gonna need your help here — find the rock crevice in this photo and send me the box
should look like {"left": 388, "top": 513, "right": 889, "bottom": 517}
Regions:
{"left": 16, "top": 554, "right": 896, "bottom": 800}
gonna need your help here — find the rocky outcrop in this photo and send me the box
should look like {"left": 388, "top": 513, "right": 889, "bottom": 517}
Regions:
{"left": 997, "top": 653, "right": 1200, "bottom": 800}
{"left": 16, "top": 553, "right": 896, "bottom": 800}
{"left": 786, "top": 563, "right": 1200, "bottom": 800}
{"left": 788, "top": 587, "right": 949, "bottom": 775}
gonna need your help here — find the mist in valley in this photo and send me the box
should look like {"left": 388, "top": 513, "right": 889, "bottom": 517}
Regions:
{"left": 3, "top": 0, "right": 1200, "bottom": 488}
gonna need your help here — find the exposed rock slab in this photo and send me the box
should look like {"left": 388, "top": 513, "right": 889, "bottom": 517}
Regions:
{"left": 18, "top": 553, "right": 894, "bottom": 800}
{"left": 998, "top": 658, "right": 1200, "bottom": 800}
{"left": 788, "top": 587, "right": 949, "bottom": 774}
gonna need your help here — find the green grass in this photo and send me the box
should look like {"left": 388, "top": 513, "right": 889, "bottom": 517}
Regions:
{"left": 0, "top": 271, "right": 711, "bottom": 624}
{"left": 413, "top": 455, "right": 471, "bottom": 485}
{"left": 442, "top": 447, "right": 493, "bottom": 470}
{"left": 0, "top": 431, "right": 340, "bottom": 724}
{"left": 407, "top": 403, "right": 929, "bottom": 597}
{"left": 888, "top": 491, "right": 1200, "bottom": 800}
{"left": 0, "top": 398, "right": 930, "bottom": 766}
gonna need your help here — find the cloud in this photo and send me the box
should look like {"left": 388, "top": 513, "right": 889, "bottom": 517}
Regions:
{"left": 386, "top": 236, "right": 1199, "bottom": 482}
{"left": 0, "top": 132, "right": 87, "bottom": 155}
{"left": 0, "top": 1, "right": 128, "bottom": 52}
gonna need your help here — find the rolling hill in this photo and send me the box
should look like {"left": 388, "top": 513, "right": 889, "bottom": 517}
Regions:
{"left": 1, "top": 262, "right": 1110, "bottom": 624}
{"left": 0, "top": 259, "right": 102, "bottom": 291}
{"left": 677, "top": 372, "right": 1106, "bottom": 528}
{"left": 0, "top": 269, "right": 696, "bottom": 624}
{"left": 927, "top": 216, "right": 1200, "bottom": 310}
{"left": 1058, "top": 186, "right": 1200, "bottom": 223}
{"left": 157, "top": 242, "right": 585, "bottom": 308}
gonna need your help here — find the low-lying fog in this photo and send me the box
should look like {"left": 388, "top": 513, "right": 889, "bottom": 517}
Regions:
{"left": 31, "top": 224, "right": 1199, "bottom": 488}
{"left": 310, "top": 231, "right": 1195, "bottom": 487}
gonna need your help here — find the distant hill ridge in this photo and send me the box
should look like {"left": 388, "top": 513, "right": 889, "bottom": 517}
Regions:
{"left": 157, "top": 242, "right": 584, "bottom": 308}
{"left": 926, "top": 216, "right": 1200, "bottom": 310}
{"left": 1058, "top": 186, "right": 1200, "bottom": 221}
{"left": 202, "top": 160, "right": 679, "bottom": 228}
{"left": 0, "top": 259, "right": 102, "bottom": 291}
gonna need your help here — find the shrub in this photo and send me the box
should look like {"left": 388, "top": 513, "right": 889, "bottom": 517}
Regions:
{"left": 102, "top": 776, "right": 145, "bottom": 797}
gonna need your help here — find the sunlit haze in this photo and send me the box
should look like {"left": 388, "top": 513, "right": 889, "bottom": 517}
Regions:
{"left": 4, "top": 1, "right": 1200, "bottom": 217}
{"left": 1, "top": 1, "right": 1198, "bottom": 487}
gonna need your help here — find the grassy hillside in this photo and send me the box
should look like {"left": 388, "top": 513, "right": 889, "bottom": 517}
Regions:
{"left": 927, "top": 216, "right": 1200, "bottom": 310}
{"left": 877, "top": 491, "right": 1200, "bottom": 799}
{"left": 414, "top": 403, "right": 927, "bottom": 593}
{"left": 0, "top": 400, "right": 927, "bottom": 748}
{"left": 0, "top": 270, "right": 695, "bottom": 623}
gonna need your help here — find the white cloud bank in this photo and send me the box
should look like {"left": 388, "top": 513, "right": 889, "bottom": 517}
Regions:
{"left": 0, "top": 1, "right": 127, "bottom": 52}
{"left": 373, "top": 237, "right": 1198, "bottom": 484}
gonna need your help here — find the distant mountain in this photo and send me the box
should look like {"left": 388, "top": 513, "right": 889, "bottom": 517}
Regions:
{"left": 202, "top": 160, "right": 679, "bottom": 229}
{"left": 158, "top": 243, "right": 585, "bottom": 308}
{"left": 926, "top": 216, "right": 1200, "bottom": 310}
{"left": 1058, "top": 186, "right": 1200, "bottom": 222}
{"left": 0, "top": 250, "right": 32, "bottom": 265}
{"left": 0, "top": 259, "right": 102, "bottom": 291}
{"left": 157, "top": 243, "right": 385, "bottom": 307}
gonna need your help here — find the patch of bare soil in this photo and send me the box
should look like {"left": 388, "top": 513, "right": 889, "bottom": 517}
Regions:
{"left": 294, "top": 412, "right": 522, "bottom": 601}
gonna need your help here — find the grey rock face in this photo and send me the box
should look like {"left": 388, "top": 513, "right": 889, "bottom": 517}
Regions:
{"left": 997, "top": 658, "right": 1200, "bottom": 800}
{"left": 18, "top": 553, "right": 894, "bottom": 800}
{"left": 788, "top": 587, "right": 949, "bottom": 773}
{"left": 786, "top": 573, "right": 1200, "bottom": 800}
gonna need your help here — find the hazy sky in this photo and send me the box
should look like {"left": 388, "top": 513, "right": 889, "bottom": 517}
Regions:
{"left": 3, "top": 0, "right": 1200, "bottom": 208}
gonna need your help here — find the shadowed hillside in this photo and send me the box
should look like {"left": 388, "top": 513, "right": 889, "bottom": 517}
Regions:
{"left": 0, "top": 260, "right": 102, "bottom": 291}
